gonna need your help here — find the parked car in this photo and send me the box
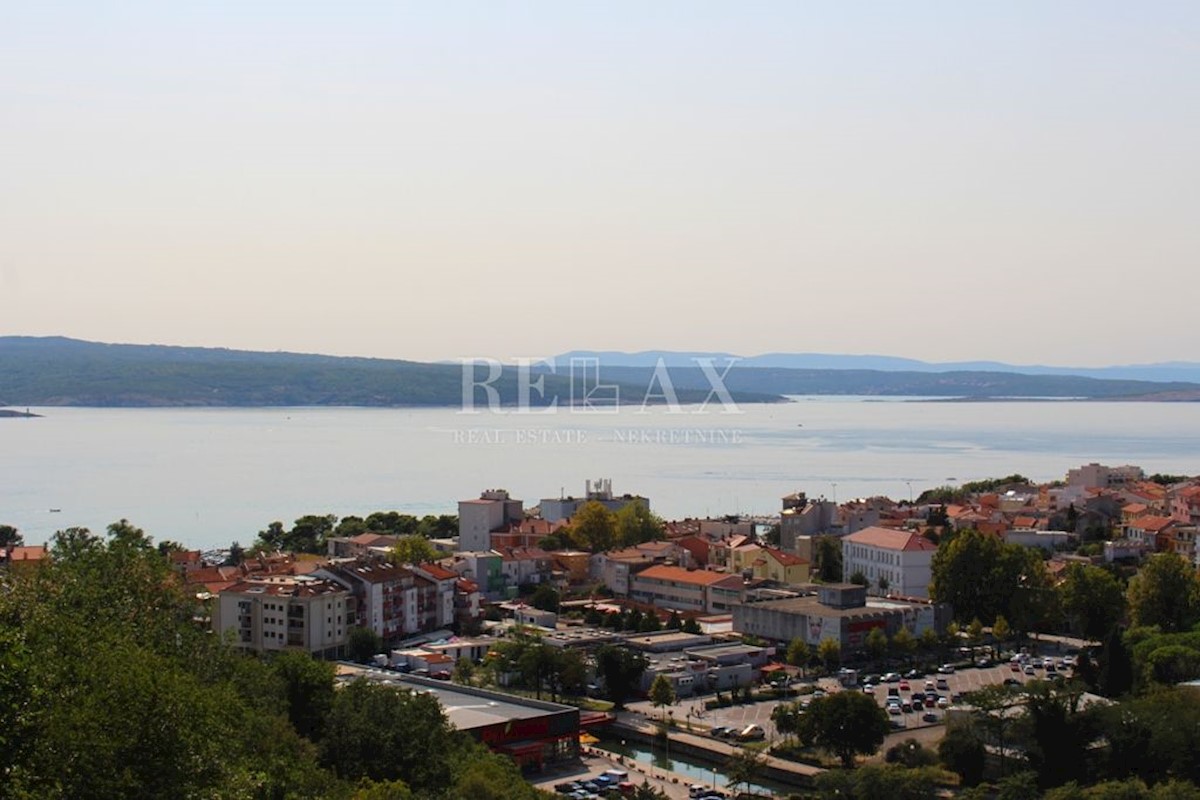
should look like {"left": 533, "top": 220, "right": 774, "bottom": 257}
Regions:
{"left": 901, "top": 701, "right": 913, "bottom": 713}
{"left": 554, "top": 782, "right": 578, "bottom": 794}
{"left": 888, "top": 704, "right": 902, "bottom": 715}
{"left": 738, "top": 724, "right": 766, "bottom": 741}
{"left": 617, "top": 783, "right": 635, "bottom": 796}
{"left": 1024, "top": 665, "right": 1036, "bottom": 675}
{"left": 899, "top": 680, "right": 911, "bottom": 691}
{"left": 937, "top": 664, "right": 955, "bottom": 674}
{"left": 923, "top": 711, "right": 939, "bottom": 723}
{"left": 936, "top": 678, "right": 949, "bottom": 690}
{"left": 1004, "top": 677, "right": 1021, "bottom": 686}
{"left": 709, "top": 725, "right": 731, "bottom": 738}
{"left": 912, "top": 698, "right": 924, "bottom": 711}
{"left": 883, "top": 672, "right": 901, "bottom": 683}
{"left": 904, "top": 669, "right": 923, "bottom": 679}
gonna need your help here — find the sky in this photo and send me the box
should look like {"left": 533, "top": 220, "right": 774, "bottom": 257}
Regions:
{"left": 2, "top": 2, "right": 1198, "bottom": 366}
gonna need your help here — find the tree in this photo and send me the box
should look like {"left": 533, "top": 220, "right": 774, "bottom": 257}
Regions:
{"left": 866, "top": 627, "right": 888, "bottom": 660}
{"left": 786, "top": 637, "right": 811, "bottom": 674}
{"left": 771, "top": 701, "right": 803, "bottom": 743}
{"left": 891, "top": 627, "right": 917, "bottom": 662}
{"left": 1060, "top": 564, "right": 1126, "bottom": 640}
{"left": 227, "top": 540, "right": 245, "bottom": 566}
{"left": 319, "top": 679, "right": 460, "bottom": 791}
{"left": 666, "top": 610, "right": 682, "bottom": 630}
{"left": 453, "top": 657, "right": 476, "bottom": 685}
{"left": 818, "top": 637, "right": 841, "bottom": 670}
{"left": 445, "top": 748, "right": 546, "bottom": 800}
{"left": 391, "top": 535, "right": 436, "bottom": 565}
{"left": 271, "top": 650, "right": 336, "bottom": 741}
{"left": 615, "top": 500, "right": 664, "bottom": 547}
{"left": 595, "top": 645, "right": 648, "bottom": 709}
{"left": 0, "top": 524, "right": 23, "bottom": 549}
{"left": 1097, "top": 626, "right": 1134, "bottom": 697}
{"left": 993, "top": 614, "right": 1012, "bottom": 643}
{"left": 530, "top": 583, "right": 560, "bottom": 613}
{"left": 287, "top": 513, "right": 339, "bottom": 554}
{"left": 930, "top": 528, "right": 1047, "bottom": 626}
{"left": 963, "top": 683, "right": 1022, "bottom": 778}
{"left": 967, "top": 618, "right": 984, "bottom": 644}
{"left": 567, "top": 501, "right": 618, "bottom": 552}
{"left": 885, "top": 738, "right": 938, "bottom": 768}
{"left": 649, "top": 674, "right": 676, "bottom": 719}
{"left": 939, "top": 721, "right": 986, "bottom": 786}
{"left": 814, "top": 535, "right": 844, "bottom": 582}
{"left": 682, "top": 617, "right": 702, "bottom": 635}
{"left": 849, "top": 570, "right": 869, "bottom": 587}
{"left": 349, "top": 627, "right": 383, "bottom": 663}
{"left": 798, "top": 690, "right": 890, "bottom": 768}
{"left": 724, "top": 747, "right": 767, "bottom": 795}
{"left": 1127, "top": 553, "right": 1200, "bottom": 632}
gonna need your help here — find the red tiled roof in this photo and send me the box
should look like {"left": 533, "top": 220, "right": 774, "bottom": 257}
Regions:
{"left": 844, "top": 526, "right": 937, "bottom": 552}
{"left": 6, "top": 545, "right": 47, "bottom": 561}
{"left": 634, "top": 565, "right": 729, "bottom": 586}
{"left": 418, "top": 563, "right": 458, "bottom": 581}
{"left": 1136, "top": 515, "right": 1176, "bottom": 533}
{"left": 762, "top": 547, "right": 808, "bottom": 567}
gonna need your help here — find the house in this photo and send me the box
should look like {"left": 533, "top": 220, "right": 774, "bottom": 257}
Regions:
{"left": 0, "top": 544, "right": 48, "bottom": 571}
{"left": 628, "top": 565, "right": 732, "bottom": 614}
{"left": 413, "top": 562, "right": 460, "bottom": 630}
{"left": 748, "top": 547, "right": 811, "bottom": 585}
{"left": 550, "top": 550, "right": 591, "bottom": 584}
{"left": 1172, "top": 485, "right": 1200, "bottom": 526}
{"left": 1067, "top": 463, "right": 1145, "bottom": 489}
{"left": 1126, "top": 515, "right": 1177, "bottom": 552}
{"left": 214, "top": 574, "right": 353, "bottom": 657}
{"left": 841, "top": 526, "right": 936, "bottom": 598}
{"left": 447, "top": 551, "right": 506, "bottom": 599}
{"left": 780, "top": 491, "right": 837, "bottom": 550}
{"left": 498, "top": 547, "right": 555, "bottom": 589}
{"left": 490, "top": 518, "right": 563, "bottom": 551}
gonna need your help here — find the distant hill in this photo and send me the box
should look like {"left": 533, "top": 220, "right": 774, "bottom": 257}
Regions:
{"left": 553, "top": 350, "right": 1200, "bottom": 384}
{"left": 3, "top": 337, "right": 1197, "bottom": 408}
{"left": 0, "top": 337, "right": 783, "bottom": 407}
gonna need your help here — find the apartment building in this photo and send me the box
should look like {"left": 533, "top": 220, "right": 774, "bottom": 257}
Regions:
{"left": 841, "top": 526, "right": 936, "bottom": 598}
{"left": 215, "top": 575, "right": 353, "bottom": 658}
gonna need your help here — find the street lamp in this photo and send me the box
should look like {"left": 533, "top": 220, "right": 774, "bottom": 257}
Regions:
{"left": 832, "top": 482, "right": 838, "bottom": 505}
{"left": 906, "top": 481, "right": 913, "bottom": 504}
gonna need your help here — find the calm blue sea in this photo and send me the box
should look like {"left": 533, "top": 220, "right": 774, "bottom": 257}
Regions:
{"left": 2, "top": 398, "right": 1198, "bottom": 549}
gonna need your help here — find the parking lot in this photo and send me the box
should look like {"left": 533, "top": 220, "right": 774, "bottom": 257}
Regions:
{"left": 628, "top": 652, "right": 1075, "bottom": 743}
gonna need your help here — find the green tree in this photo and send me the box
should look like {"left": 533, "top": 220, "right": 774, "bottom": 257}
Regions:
{"left": 453, "top": 656, "right": 476, "bottom": 685}
{"left": 885, "top": 738, "right": 938, "bottom": 768}
{"left": 771, "top": 701, "right": 803, "bottom": 743}
{"left": 993, "top": 614, "right": 1012, "bottom": 643}
{"left": 818, "top": 637, "right": 841, "bottom": 670}
{"left": 0, "top": 523, "right": 23, "bottom": 548}
{"left": 1060, "top": 564, "right": 1127, "bottom": 640}
{"left": 967, "top": 617, "right": 984, "bottom": 644}
{"left": 445, "top": 748, "right": 547, "bottom": 800}
{"left": 1127, "top": 553, "right": 1200, "bottom": 632}
{"left": 391, "top": 535, "right": 437, "bottom": 565}
{"left": 319, "top": 679, "right": 460, "bottom": 791}
{"left": 682, "top": 617, "right": 702, "bottom": 635}
{"left": 530, "top": 583, "right": 560, "bottom": 612}
{"left": 649, "top": 674, "right": 676, "bottom": 719}
{"left": 798, "top": 690, "right": 890, "bottom": 768}
{"left": 614, "top": 500, "right": 664, "bottom": 547}
{"left": 786, "top": 637, "right": 811, "bottom": 674}
{"left": 930, "top": 528, "right": 1047, "bottom": 626}
{"left": 939, "top": 720, "right": 986, "bottom": 786}
{"left": 567, "top": 501, "right": 618, "bottom": 552}
{"left": 724, "top": 747, "right": 767, "bottom": 796}
{"left": 891, "top": 627, "right": 917, "bottom": 662}
{"left": 814, "top": 535, "right": 844, "bottom": 582}
{"left": 271, "top": 650, "right": 336, "bottom": 741}
{"left": 348, "top": 627, "right": 383, "bottom": 663}
{"left": 666, "top": 610, "right": 682, "bottom": 630}
{"left": 595, "top": 644, "right": 648, "bottom": 709}
{"left": 849, "top": 570, "right": 869, "bottom": 587}
{"left": 866, "top": 626, "right": 888, "bottom": 660}
{"left": 352, "top": 779, "right": 415, "bottom": 800}
{"left": 1097, "top": 627, "right": 1134, "bottom": 698}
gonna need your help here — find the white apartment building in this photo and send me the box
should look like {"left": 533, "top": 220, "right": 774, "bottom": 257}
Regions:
{"left": 841, "top": 526, "right": 936, "bottom": 599}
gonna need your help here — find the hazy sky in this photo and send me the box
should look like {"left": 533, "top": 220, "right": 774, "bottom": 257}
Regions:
{"left": 2, "top": 2, "right": 1197, "bottom": 365}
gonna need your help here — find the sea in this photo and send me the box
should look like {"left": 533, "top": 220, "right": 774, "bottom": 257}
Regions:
{"left": 2, "top": 397, "right": 1198, "bottom": 550}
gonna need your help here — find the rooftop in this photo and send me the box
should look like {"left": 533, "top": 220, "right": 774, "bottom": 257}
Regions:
{"left": 844, "top": 526, "right": 937, "bottom": 552}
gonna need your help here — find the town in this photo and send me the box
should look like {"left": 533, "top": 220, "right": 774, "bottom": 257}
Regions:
{"left": 4, "top": 464, "right": 1200, "bottom": 799}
